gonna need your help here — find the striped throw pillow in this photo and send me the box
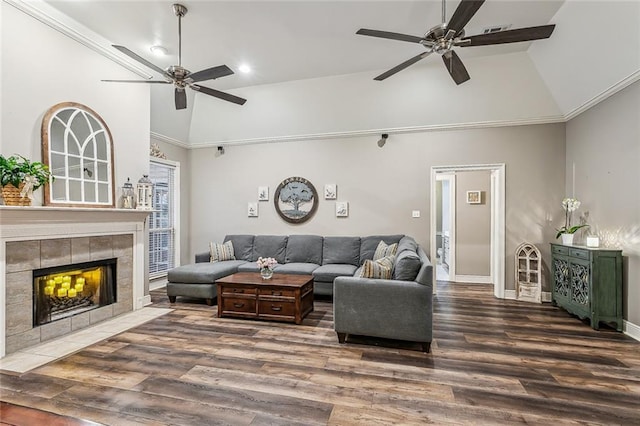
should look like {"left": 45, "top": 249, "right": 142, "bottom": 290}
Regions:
{"left": 358, "top": 255, "right": 395, "bottom": 279}
{"left": 373, "top": 240, "right": 398, "bottom": 261}
{"left": 209, "top": 241, "right": 235, "bottom": 262}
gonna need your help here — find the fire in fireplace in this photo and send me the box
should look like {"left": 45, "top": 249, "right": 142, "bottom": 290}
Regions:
{"left": 33, "top": 258, "right": 117, "bottom": 326}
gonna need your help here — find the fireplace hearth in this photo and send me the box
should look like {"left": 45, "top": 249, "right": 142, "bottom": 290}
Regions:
{"left": 33, "top": 258, "right": 117, "bottom": 326}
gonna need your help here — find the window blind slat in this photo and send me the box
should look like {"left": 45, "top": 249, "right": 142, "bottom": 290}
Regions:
{"left": 149, "top": 160, "right": 176, "bottom": 277}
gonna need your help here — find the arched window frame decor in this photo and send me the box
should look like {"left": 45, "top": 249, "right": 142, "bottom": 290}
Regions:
{"left": 41, "top": 102, "right": 115, "bottom": 208}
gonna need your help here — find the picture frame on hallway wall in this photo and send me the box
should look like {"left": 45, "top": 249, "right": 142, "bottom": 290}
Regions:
{"left": 324, "top": 184, "right": 337, "bottom": 200}
{"left": 248, "top": 202, "right": 258, "bottom": 217}
{"left": 466, "top": 191, "right": 481, "bottom": 204}
{"left": 258, "top": 186, "right": 269, "bottom": 201}
{"left": 335, "top": 201, "right": 349, "bottom": 217}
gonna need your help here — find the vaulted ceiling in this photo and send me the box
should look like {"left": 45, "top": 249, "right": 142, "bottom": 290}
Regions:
{"left": 40, "top": 1, "right": 640, "bottom": 146}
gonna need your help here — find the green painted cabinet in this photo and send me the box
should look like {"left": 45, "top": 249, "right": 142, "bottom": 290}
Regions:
{"left": 550, "top": 243, "right": 623, "bottom": 331}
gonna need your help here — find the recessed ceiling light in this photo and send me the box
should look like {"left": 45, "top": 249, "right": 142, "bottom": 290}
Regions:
{"left": 149, "top": 45, "right": 168, "bottom": 56}
{"left": 238, "top": 64, "right": 251, "bottom": 74}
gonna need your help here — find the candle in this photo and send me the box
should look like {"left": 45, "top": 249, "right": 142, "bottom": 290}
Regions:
{"left": 57, "top": 288, "right": 67, "bottom": 297}
{"left": 61, "top": 282, "right": 71, "bottom": 289}
{"left": 47, "top": 279, "right": 55, "bottom": 287}
{"left": 67, "top": 288, "right": 77, "bottom": 298}
{"left": 54, "top": 276, "right": 63, "bottom": 284}
{"left": 74, "top": 283, "right": 84, "bottom": 292}
{"left": 586, "top": 236, "right": 600, "bottom": 248}
{"left": 76, "top": 277, "right": 85, "bottom": 285}
{"left": 44, "top": 286, "right": 54, "bottom": 296}
{"left": 62, "top": 275, "right": 71, "bottom": 283}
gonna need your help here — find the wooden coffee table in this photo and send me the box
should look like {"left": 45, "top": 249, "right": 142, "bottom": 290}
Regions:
{"left": 216, "top": 272, "right": 314, "bottom": 324}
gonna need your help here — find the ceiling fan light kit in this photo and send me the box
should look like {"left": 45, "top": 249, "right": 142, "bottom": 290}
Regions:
{"left": 357, "top": 0, "right": 555, "bottom": 85}
{"left": 103, "top": 3, "right": 247, "bottom": 110}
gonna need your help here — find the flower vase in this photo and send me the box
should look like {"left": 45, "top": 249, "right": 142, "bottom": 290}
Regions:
{"left": 260, "top": 267, "right": 273, "bottom": 280}
{"left": 561, "top": 233, "right": 574, "bottom": 246}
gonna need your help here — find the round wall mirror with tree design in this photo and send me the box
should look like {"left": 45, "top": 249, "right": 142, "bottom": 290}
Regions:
{"left": 41, "top": 102, "right": 115, "bottom": 207}
{"left": 274, "top": 176, "right": 318, "bottom": 223}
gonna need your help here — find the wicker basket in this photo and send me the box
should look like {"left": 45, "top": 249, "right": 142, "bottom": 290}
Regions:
{"left": 1, "top": 183, "right": 31, "bottom": 206}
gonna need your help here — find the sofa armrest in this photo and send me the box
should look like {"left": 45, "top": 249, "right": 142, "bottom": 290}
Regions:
{"left": 333, "top": 276, "right": 433, "bottom": 343}
{"left": 195, "top": 252, "right": 209, "bottom": 263}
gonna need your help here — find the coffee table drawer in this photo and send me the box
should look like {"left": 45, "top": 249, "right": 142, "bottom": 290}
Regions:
{"left": 222, "top": 285, "right": 257, "bottom": 296}
{"left": 258, "top": 287, "right": 296, "bottom": 298}
{"left": 258, "top": 300, "right": 295, "bottom": 317}
{"left": 222, "top": 297, "right": 256, "bottom": 314}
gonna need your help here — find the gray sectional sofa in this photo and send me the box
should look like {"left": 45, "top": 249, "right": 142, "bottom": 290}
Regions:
{"left": 166, "top": 234, "right": 433, "bottom": 351}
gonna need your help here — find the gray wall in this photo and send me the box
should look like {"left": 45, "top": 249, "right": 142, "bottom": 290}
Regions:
{"left": 566, "top": 81, "right": 640, "bottom": 326}
{"left": 151, "top": 139, "right": 192, "bottom": 266}
{"left": 188, "top": 123, "right": 565, "bottom": 291}
{"left": 456, "top": 170, "right": 491, "bottom": 276}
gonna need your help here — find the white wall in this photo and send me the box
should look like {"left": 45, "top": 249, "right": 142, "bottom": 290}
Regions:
{"left": 566, "top": 80, "right": 640, "bottom": 327}
{"left": 188, "top": 52, "right": 562, "bottom": 145}
{"left": 188, "top": 123, "right": 565, "bottom": 291}
{"left": 529, "top": 0, "right": 640, "bottom": 116}
{"left": 1, "top": 2, "right": 150, "bottom": 206}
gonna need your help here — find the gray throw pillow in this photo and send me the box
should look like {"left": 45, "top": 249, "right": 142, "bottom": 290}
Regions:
{"left": 393, "top": 250, "right": 421, "bottom": 281}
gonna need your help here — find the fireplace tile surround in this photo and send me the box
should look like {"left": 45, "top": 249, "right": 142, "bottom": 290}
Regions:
{"left": 0, "top": 206, "right": 150, "bottom": 358}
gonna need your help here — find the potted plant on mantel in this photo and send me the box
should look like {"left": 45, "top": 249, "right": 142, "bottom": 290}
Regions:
{"left": 555, "top": 197, "right": 589, "bottom": 245}
{"left": 0, "top": 154, "right": 52, "bottom": 206}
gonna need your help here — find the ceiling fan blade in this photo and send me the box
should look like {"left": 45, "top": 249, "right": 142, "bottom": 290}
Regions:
{"left": 187, "top": 65, "right": 235, "bottom": 82}
{"left": 101, "top": 79, "right": 171, "bottom": 84}
{"left": 447, "top": 0, "right": 485, "bottom": 35}
{"left": 112, "top": 45, "right": 168, "bottom": 76}
{"left": 458, "top": 25, "right": 556, "bottom": 46}
{"left": 191, "top": 84, "right": 247, "bottom": 105}
{"left": 374, "top": 52, "right": 431, "bottom": 81}
{"left": 356, "top": 28, "right": 424, "bottom": 44}
{"left": 175, "top": 88, "right": 187, "bottom": 110}
{"left": 442, "top": 50, "right": 470, "bottom": 85}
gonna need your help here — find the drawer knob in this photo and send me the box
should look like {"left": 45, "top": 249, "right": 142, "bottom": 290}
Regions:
{"left": 271, "top": 305, "right": 282, "bottom": 312}
{"left": 233, "top": 302, "right": 245, "bottom": 308}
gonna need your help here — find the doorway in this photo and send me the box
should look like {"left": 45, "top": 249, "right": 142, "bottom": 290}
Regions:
{"left": 430, "top": 164, "right": 506, "bottom": 298}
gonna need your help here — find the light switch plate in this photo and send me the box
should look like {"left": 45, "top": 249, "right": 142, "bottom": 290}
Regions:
{"left": 412, "top": 210, "right": 420, "bottom": 218}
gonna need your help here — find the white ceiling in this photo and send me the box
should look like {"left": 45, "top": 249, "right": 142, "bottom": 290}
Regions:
{"left": 45, "top": 0, "right": 564, "bottom": 91}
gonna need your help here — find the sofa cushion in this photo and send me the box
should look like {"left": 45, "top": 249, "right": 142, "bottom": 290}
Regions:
{"left": 224, "top": 235, "right": 255, "bottom": 261}
{"left": 209, "top": 241, "right": 235, "bottom": 262}
{"left": 358, "top": 255, "right": 395, "bottom": 279}
{"left": 359, "top": 235, "right": 403, "bottom": 264}
{"left": 276, "top": 262, "right": 320, "bottom": 275}
{"left": 237, "top": 262, "right": 260, "bottom": 273}
{"left": 322, "top": 236, "right": 361, "bottom": 266}
{"left": 285, "top": 235, "right": 323, "bottom": 264}
{"left": 397, "top": 236, "right": 419, "bottom": 254}
{"left": 253, "top": 235, "right": 288, "bottom": 264}
{"left": 168, "top": 261, "right": 245, "bottom": 284}
{"left": 393, "top": 250, "right": 422, "bottom": 281}
{"left": 313, "top": 264, "right": 358, "bottom": 282}
{"left": 373, "top": 240, "right": 398, "bottom": 261}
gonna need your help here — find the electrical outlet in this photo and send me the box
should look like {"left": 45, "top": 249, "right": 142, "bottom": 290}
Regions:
{"left": 412, "top": 210, "right": 420, "bottom": 218}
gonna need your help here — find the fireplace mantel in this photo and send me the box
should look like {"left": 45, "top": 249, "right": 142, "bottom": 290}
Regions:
{"left": 1, "top": 206, "right": 150, "bottom": 358}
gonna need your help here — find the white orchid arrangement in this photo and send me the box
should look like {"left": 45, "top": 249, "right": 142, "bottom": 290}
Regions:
{"left": 256, "top": 257, "right": 278, "bottom": 270}
{"left": 556, "top": 197, "right": 589, "bottom": 239}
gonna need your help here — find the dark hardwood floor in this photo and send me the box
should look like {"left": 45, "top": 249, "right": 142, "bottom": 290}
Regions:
{"left": 1, "top": 282, "right": 639, "bottom": 425}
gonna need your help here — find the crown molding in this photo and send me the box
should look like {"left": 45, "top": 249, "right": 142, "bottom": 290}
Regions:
{"left": 564, "top": 69, "right": 640, "bottom": 121}
{"left": 4, "top": 0, "right": 153, "bottom": 79}
{"left": 150, "top": 132, "right": 189, "bottom": 149}
{"left": 187, "top": 116, "right": 565, "bottom": 149}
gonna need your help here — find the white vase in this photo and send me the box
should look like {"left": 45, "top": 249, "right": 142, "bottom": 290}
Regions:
{"left": 561, "top": 233, "right": 574, "bottom": 245}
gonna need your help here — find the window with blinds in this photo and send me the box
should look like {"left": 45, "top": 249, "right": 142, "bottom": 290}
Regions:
{"left": 149, "top": 160, "right": 176, "bottom": 278}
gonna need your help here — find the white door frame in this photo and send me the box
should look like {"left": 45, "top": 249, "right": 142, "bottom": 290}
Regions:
{"left": 435, "top": 173, "right": 456, "bottom": 280}
{"left": 430, "top": 163, "right": 506, "bottom": 298}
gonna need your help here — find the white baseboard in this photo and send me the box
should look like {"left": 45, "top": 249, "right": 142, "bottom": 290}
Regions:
{"left": 624, "top": 320, "right": 640, "bottom": 342}
{"left": 541, "top": 291, "right": 552, "bottom": 303}
{"left": 454, "top": 275, "right": 492, "bottom": 284}
{"left": 141, "top": 295, "right": 152, "bottom": 307}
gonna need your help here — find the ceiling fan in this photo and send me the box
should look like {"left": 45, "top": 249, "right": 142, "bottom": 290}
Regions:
{"left": 103, "top": 3, "right": 246, "bottom": 110}
{"left": 357, "top": 0, "right": 555, "bottom": 85}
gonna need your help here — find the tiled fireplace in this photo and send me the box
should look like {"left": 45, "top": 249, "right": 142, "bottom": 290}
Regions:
{"left": 0, "top": 207, "right": 149, "bottom": 358}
